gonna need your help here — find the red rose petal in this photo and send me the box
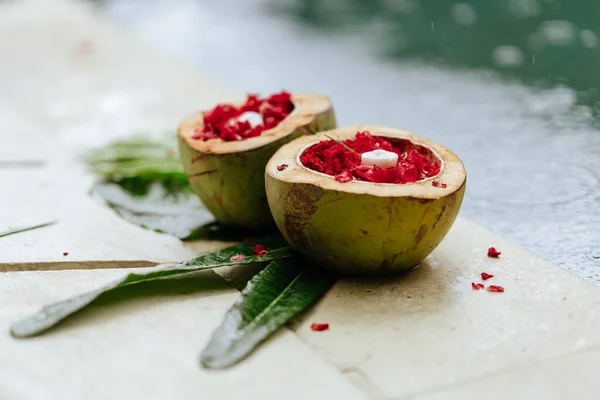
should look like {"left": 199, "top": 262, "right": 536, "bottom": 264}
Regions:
{"left": 75, "top": 39, "right": 94, "bottom": 54}
{"left": 310, "top": 322, "right": 329, "bottom": 331}
{"left": 471, "top": 282, "right": 485, "bottom": 290}
{"left": 300, "top": 131, "right": 440, "bottom": 184}
{"left": 481, "top": 272, "right": 494, "bottom": 280}
{"left": 487, "top": 285, "right": 505, "bottom": 293}
{"left": 230, "top": 254, "right": 246, "bottom": 262}
{"left": 277, "top": 164, "right": 288, "bottom": 171}
{"left": 196, "top": 91, "right": 293, "bottom": 142}
{"left": 251, "top": 244, "right": 268, "bottom": 256}
{"left": 487, "top": 247, "right": 501, "bottom": 257}
{"left": 63, "top": 252, "right": 69, "bottom": 256}
{"left": 334, "top": 170, "right": 353, "bottom": 183}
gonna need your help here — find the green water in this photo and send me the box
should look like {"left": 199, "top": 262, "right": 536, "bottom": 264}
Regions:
{"left": 274, "top": 0, "right": 600, "bottom": 113}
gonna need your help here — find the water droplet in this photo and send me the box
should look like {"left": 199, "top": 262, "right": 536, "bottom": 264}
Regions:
{"left": 492, "top": 45, "right": 524, "bottom": 68}
{"left": 539, "top": 20, "right": 576, "bottom": 46}
{"left": 580, "top": 30, "right": 598, "bottom": 48}
{"left": 509, "top": 0, "right": 542, "bottom": 18}
{"left": 452, "top": 3, "right": 477, "bottom": 26}
{"left": 587, "top": 248, "right": 600, "bottom": 261}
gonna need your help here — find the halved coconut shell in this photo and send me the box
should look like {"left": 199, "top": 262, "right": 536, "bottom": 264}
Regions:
{"left": 265, "top": 125, "right": 466, "bottom": 274}
{"left": 178, "top": 93, "right": 335, "bottom": 230}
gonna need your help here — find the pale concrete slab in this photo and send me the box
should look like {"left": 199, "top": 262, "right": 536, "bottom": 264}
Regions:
{"left": 0, "top": 97, "right": 53, "bottom": 163}
{"left": 0, "top": 267, "right": 367, "bottom": 400}
{"left": 294, "top": 218, "right": 600, "bottom": 399}
{"left": 0, "top": 0, "right": 240, "bottom": 156}
{"left": 0, "top": 163, "right": 229, "bottom": 270}
{"left": 415, "top": 347, "right": 600, "bottom": 400}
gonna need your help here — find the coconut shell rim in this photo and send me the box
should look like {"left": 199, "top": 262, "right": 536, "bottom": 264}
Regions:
{"left": 265, "top": 125, "right": 467, "bottom": 200}
{"left": 178, "top": 93, "right": 333, "bottom": 155}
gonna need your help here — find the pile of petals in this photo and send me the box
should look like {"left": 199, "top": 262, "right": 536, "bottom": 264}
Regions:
{"left": 193, "top": 91, "right": 294, "bottom": 141}
{"left": 299, "top": 131, "right": 440, "bottom": 184}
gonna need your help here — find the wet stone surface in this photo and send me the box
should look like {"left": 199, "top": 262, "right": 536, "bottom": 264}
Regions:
{"left": 92, "top": 0, "right": 600, "bottom": 283}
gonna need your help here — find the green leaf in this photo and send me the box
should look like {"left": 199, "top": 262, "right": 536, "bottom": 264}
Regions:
{"left": 10, "top": 236, "right": 294, "bottom": 338}
{"left": 0, "top": 221, "right": 57, "bottom": 239}
{"left": 84, "top": 133, "right": 179, "bottom": 167}
{"left": 90, "top": 159, "right": 185, "bottom": 178}
{"left": 101, "top": 172, "right": 191, "bottom": 197}
{"left": 85, "top": 133, "right": 190, "bottom": 196}
{"left": 200, "top": 256, "right": 336, "bottom": 369}
{"left": 85, "top": 133, "right": 226, "bottom": 239}
{"left": 92, "top": 182, "right": 214, "bottom": 239}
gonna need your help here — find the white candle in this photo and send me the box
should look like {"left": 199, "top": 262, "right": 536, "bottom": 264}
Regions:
{"left": 361, "top": 149, "right": 398, "bottom": 169}
{"left": 232, "top": 111, "right": 263, "bottom": 127}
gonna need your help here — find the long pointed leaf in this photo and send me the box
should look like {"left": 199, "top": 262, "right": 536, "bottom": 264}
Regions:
{"left": 0, "top": 221, "right": 57, "bottom": 239}
{"left": 200, "top": 256, "right": 336, "bottom": 369}
{"left": 10, "top": 236, "right": 294, "bottom": 338}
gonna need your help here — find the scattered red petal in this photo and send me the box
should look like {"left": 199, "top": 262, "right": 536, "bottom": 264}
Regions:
{"left": 481, "top": 272, "right": 494, "bottom": 280}
{"left": 334, "top": 170, "right": 353, "bottom": 183}
{"left": 277, "top": 164, "right": 288, "bottom": 171}
{"left": 63, "top": 252, "right": 69, "bottom": 256}
{"left": 196, "top": 91, "right": 294, "bottom": 142}
{"left": 471, "top": 282, "right": 485, "bottom": 290}
{"left": 300, "top": 131, "right": 440, "bottom": 184}
{"left": 486, "top": 285, "right": 505, "bottom": 293}
{"left": 251, "top": 244, "right": 268, "bottom": 256}
{"left": 230, "top": 254, "right": 246, "bottom": 262}
{"left": 487, "top": 247, "right": 501, "bottom": 257}
{"left": 310, "top": 322, "right": 329, "bottom": 331}
{"left": 432, "top": 181, "right": 447, "bottom": 188}
{"left": 243, "top": 237, "right": 254, "bottom": 243}
{"left": 75, "top": 39, "right": 94, "bottom": 54}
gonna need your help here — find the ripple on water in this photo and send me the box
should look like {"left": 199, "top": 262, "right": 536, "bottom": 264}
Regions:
{"left": 465, "top": 157, "right": 600, "bottom": 216}
{"left": 587, "top": 247, "right": 600, "bottom": 261}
